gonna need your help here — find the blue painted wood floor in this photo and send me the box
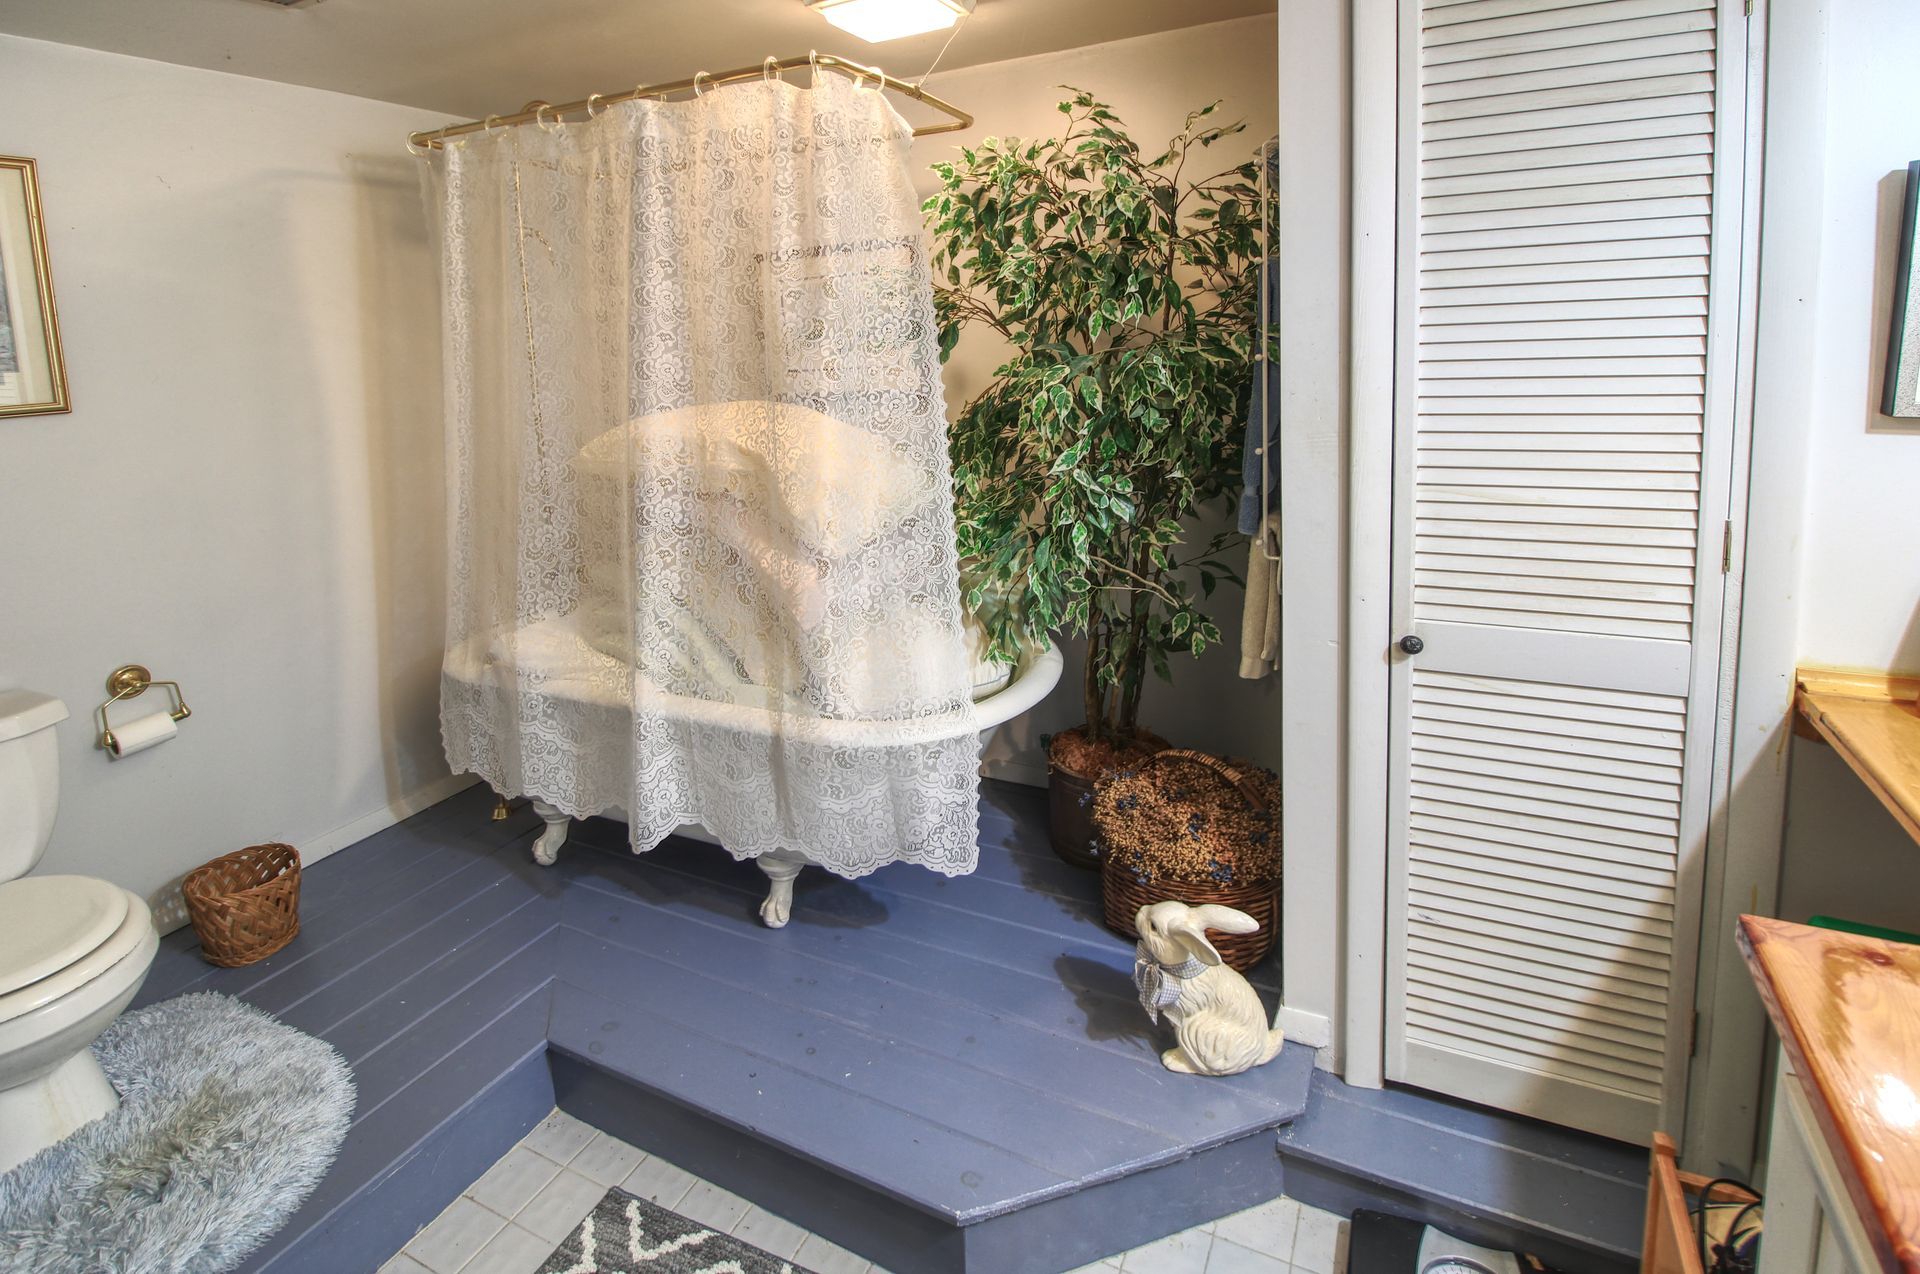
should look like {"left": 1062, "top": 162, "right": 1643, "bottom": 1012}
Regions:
{"left": 131, "top": 780, "right": 1314, "bottom": 1274}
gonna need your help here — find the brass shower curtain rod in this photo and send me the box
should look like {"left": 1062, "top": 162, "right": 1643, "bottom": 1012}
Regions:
{"left": 408, "top": 52, "right": 973, "bottom": 150}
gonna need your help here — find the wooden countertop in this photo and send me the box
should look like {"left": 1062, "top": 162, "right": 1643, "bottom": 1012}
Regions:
{"left": 1739, "top": 915, "right": 1920, "bottom": 1274}
{"left": 1795, "top": 668, "right": 1920, "bottom": 847}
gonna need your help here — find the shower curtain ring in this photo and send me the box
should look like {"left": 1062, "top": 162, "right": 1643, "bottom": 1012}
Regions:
{"left": 586, "top": 92, "right": 607, "bottom": 118}
{"left": 405, "top": 133, "right": 433, "bottom": 157}
{"left": 764, "top": 56, "right": 782, "bottom": 83}
{"left": 534, "top": 103, "right": 560, "bottom": 132}
{"left": 808, "top": 49, "right": 820, "bottom": 81}
{"left": 483, "top": 114, "right": 507, "bottom": 140}
{"left": 693, "top": 70, "right": 713, "bottom": 96}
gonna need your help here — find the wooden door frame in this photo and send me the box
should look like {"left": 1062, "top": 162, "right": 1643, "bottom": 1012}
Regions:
{"left": 1341, "top": 0, "right": 1771, "bottom": 1142}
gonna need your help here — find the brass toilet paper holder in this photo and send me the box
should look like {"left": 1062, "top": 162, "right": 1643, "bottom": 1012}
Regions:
{"left": 96, "top": 664, "right": 191, "bottom": 751}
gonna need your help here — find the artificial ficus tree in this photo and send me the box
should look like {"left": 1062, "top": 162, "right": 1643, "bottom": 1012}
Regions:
{"left": 927, "top": 90, "right": 1273, "bottom": 745}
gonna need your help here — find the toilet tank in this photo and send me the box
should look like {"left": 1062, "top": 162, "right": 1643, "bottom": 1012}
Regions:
{"left": 0, "top": 691, "right": 69, "bottom": 884}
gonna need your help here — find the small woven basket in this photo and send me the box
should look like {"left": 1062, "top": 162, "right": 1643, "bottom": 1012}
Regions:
{"left": 1094, "top": 749, "right": 1282, "bottom": 973}
{"left": 182, "top": 842, "right": 302, "bottom": 967}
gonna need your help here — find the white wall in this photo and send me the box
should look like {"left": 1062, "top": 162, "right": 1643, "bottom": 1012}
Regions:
{"left": 0, "top": 36, "right": 455, "bottom": 928}
{"left": 1273, "top": 0, "right": 1350, "bottom": 1059}
{"left": 907, "top": 14, "right": 1283, "bottom": 784}
{"left": 1775, "top": 0, "right": 1920, "bottom": 939}
{"left": 1791, "top": 0, "right": 1920, "bottom": 677}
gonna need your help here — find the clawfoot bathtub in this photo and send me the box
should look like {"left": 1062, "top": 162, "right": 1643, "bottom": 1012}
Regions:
{"left": 521, "top": 642, "right": 1065, "bottom": 926}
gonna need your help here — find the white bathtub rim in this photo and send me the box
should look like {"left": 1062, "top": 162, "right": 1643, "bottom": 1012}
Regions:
{"left": 974, "top": 640, "right": 1065, "bottom": 734}
{"left": 660, "top": 639, "right": 1061, "bottom": 849}
{"left": 448, "top": 621, "right": 1060, "bottom": 749}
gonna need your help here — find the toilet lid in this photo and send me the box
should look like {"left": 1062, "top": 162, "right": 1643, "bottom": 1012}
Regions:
{"left": 0, "top": 876, "right": 131, "bottom": 997}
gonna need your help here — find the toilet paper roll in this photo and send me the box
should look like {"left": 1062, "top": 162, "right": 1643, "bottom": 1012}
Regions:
{"left": 108, "top": 710, "right": 177, "bottom": 758}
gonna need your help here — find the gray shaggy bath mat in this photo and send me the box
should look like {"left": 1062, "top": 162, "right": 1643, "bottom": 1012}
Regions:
{"left": 0, "top": 991, "right": 353, "bottom": 1274}
{"left": 538, "top": 1188, "right": 816, "bottom": 1273}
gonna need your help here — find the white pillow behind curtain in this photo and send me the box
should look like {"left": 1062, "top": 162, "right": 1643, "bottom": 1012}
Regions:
{"left": 425, "top": 74, "right": 980, "bottom": 880}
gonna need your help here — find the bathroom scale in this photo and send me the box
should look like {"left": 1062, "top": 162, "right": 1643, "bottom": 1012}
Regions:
{"left": 1347, "top": 1209, "right": 1534, "bottom": 1274}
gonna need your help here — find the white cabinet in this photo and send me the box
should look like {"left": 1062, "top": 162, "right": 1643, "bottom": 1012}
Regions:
{"left": 1757, "top": 1051, "right": 1881, "bottom": 1274}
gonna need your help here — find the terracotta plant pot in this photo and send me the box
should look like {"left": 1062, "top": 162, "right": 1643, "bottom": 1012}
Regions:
{"left": 1045, "top": 726, "right": 1167, "bottom": 868}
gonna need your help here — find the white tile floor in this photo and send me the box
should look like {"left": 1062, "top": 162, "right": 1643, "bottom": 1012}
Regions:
{"left": 379, "top": 1109, "right": 1351, "bottom": 1274}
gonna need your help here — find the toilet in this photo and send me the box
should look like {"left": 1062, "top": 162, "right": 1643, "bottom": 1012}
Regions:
{"left": 0, "top": 689, "right": 158, "bottom": 1175}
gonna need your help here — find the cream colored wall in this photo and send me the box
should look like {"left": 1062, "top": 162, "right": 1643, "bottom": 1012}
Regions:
{"left": 907, "top": 14, "right": 1282, "bottom": 784}
{"left": 0, "top": 35, "right": 456, "bottom": 928}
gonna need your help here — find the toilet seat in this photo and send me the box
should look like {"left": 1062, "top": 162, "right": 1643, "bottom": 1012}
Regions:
{"left": 0, "top": 878, "right": 150, "bottom": 1026}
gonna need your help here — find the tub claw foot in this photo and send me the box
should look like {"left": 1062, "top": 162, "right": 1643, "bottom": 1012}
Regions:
{"left": 756, "top": 851, "right": 807, "bottom": 929}
{"left": 530, "top": 800, "right": 569, "bottom": 867}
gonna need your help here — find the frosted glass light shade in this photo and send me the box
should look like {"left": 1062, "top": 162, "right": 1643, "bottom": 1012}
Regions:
{"left": 808, "top": 0, "right": 973, "bottom": 43}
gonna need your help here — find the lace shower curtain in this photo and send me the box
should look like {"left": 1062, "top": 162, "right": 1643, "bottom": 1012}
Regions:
{"left": 423, "top": 74, "right": 981, "bottom": 878}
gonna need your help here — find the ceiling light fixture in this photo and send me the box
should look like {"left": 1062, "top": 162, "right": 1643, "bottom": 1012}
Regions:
{"left": 805, "top": 0, "right": 974, "bottom": 44}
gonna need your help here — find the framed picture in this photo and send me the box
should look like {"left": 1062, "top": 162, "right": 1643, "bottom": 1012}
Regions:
{"left": 0, "top": 155, "right": 69, "bottom": 418}
{"left": 1883, "top": 160, "right": 1920, "bottom": 418}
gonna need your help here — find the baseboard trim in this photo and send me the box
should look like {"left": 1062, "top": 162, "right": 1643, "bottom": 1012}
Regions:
{"left": 300, "top": 772, "right": 480, "bottom": 866}
{"left": 979, "top": 760, "right": 1047, "bottom": 788}
{"left": 1277, "top": 1005, "right": 1333, "bottom": 1052}
{"left": 153, "top": 773, "right": 480, "bottom": 935}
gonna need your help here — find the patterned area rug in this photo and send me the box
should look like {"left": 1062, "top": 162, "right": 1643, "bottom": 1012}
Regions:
{"left": 538, "top": 1188, "right": 817, "bottom": 1273}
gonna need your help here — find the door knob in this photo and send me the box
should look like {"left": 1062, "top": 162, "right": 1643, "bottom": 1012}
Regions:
{"left": 1398, "top": 634, "right": 1424, "bottom": 655}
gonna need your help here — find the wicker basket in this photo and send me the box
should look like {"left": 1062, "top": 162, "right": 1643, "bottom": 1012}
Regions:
{"left": 182, "top": 843, "right": 302, "bottom": 967}
{"left": 1094, "top": 749, "right": 1281, "bottom": 973}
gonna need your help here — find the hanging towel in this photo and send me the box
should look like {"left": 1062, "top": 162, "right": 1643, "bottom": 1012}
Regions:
{"left": 1239, "top": 512, "right": 1281, "bottom": 680}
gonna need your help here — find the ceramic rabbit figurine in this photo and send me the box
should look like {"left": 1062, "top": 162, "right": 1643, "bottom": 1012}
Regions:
{"left": 1133, "top": 901, "right": 1286, "bottom": 1076}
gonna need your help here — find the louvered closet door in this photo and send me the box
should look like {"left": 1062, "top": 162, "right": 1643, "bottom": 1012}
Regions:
{"left": 1383, "top": 0, "right": 1748, "bottom": 1143}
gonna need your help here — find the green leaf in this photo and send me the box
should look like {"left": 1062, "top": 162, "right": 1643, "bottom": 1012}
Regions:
{"left": 929, "top": 87, "right": 1264, "bottom": 733}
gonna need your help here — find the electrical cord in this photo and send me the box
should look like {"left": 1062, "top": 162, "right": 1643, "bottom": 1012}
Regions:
{"left": 915, "top": 6, "right": 973, "bottom": 88}
{"left": 1691, "top": 1177, "right": 1763, "bottom": 1274}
